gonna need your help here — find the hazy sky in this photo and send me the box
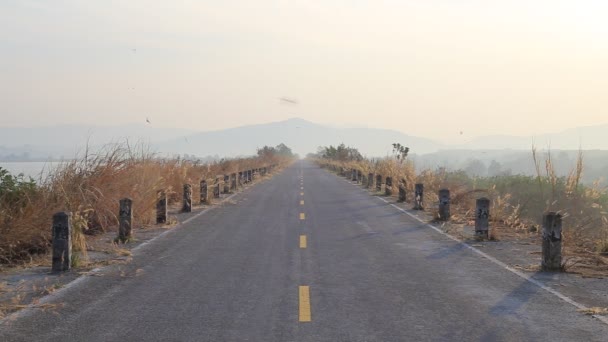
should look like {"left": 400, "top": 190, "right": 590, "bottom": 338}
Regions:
{"left": 1, "top": 0, "right": 607, "bottom": 143}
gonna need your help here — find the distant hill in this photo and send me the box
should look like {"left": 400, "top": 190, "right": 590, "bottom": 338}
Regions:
{"left": 458, "top": 124, "right": 608, "bottom": 150}
{"left": 0, "top": 124, "right": 195, "bottom": 160}
{"left": 156, "top": 118, "right": 445, "bottom": 157}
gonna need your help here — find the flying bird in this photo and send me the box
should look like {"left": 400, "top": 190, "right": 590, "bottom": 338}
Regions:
{"left": 279, "top": 97, "right": 298, "bottom": 105}
{"left": 146, "top": 117, "right": 151, "bottom": 124}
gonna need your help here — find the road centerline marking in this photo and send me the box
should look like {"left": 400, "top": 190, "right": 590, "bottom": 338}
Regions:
{"left": 300, "top": 235, "right": 307, "bottom": 248}
{"left": 299, "top": 286, "right": 311, "bottom": 322}
{"left": 300, "top": 200, "right": 304, "bottom": 205}
{"left": 300, "top": 192, "right": 304, "bottom": 196}
{"left": 300, "top": 213, "right": 305, "bottom": 220}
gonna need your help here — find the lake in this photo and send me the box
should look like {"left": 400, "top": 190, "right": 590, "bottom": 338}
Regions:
{"left": 0, "top": 162, "right": 63, "bottom": 180}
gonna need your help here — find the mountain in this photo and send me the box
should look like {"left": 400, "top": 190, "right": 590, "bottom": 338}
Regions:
{"left": 0, "top": 124, "right": 196, "bottom": 160}
{"left": 156, "top": 118, "right": 445, "bottom": 157}
{"left": 458, "top": 124, "right": 608, "bottom": 150}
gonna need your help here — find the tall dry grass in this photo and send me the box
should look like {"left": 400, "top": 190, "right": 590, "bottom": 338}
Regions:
{"left": 0, "top": 141, "right": 290, "bottom": 266}
{"left": 316, "top": 147, "right": 608, "bottom": 254}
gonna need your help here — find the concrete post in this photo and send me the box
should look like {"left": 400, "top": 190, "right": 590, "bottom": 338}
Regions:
{"left": 251, "top": 169, "right": 256, "bottom": 181}
{"left": 438, "top": 189, "right": 450, "bottom": 221}
{"left": 368, "top": 173, "right": 374, "bottom": 189}
{"left": 182, "top": 184, "right": 192, "bottom": 212}
{"left": 398, "top": 179, "right": 406, "bottom": 202}
{"left": 200, "top": 180, "right": 208, "bottom": 204}
{"left": 156, "top": 190, "right": 167, "bottom": 223}
{"left": 247, "top": 170, "right": 252, "bottom": 183}
{"left": 223, "top": 175, "right": 230, "bottom": 193}
{"left": 214, "top": 178, "right": 221, "bottom": 198}
{"left": 238, "top": 172, "right": 243, "bottom": 187}
{"left": 542, "top": 212, "right": 562, "bottom": 271}
{"left": 351, "top": 169, "right": 357, "bottom": 182}
{"left": 357, "top": 170, "right": 362, "bottom": 183}
{"left": 52, "top": 212, "right": 72, "bottom": 272}
{"left": 385, "top": 177, "right": 393, "bottom": 196}
{"left": 414, "top": 183, "right": 424, "bottom": 210}
{"left": 118, "top": 198, "right": 133, "bottom": 242}
{"left": 475, "top": 197, "right": 490, "bottom": 238}
{"left": 230, "top": 173, "right": 237, "bottom": 190}
{"left": 376, "top": 175, "right": 382, "bottom": 191}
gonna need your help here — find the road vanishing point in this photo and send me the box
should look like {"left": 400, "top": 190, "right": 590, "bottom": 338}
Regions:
{"left": 2, "top": 160, "right": 607, "bottom": 341}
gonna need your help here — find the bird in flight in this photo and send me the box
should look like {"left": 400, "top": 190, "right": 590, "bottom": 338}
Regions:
{"left": 146, "top": 117, "right": 151, "bottom": 124}
{"left": 279, "top": 97, "right": 298, "bottom": 105}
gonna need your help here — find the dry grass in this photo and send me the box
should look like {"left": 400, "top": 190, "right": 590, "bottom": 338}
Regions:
{"left": 316, "top": 146, "right": 608, "bottom": 259}
{"left": 0, "top": 141, "right": 290, "bottom": 267}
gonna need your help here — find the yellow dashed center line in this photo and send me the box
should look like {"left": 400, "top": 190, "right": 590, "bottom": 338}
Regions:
{"left": 301, "top": 186, "right": 304, "bottom": 190}
{"left": 300, "top": 192, "right": 304, "bottom": 196}
{"left": 299, "top": 286, "right": 312, "bottom": 322}
{"left": 300, "top": 213, "right": 305, "bottom": 220}
{"left": 300, "top": 200, "right": 304, "bottom": 205}
{"left": 300, "top": 235, "right": 307, "bottom": 248}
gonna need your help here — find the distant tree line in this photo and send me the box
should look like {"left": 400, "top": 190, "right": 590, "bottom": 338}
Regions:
{"left": 257, "top": 143, "right": 295, "bottom": 159}
{"left": 315, "top": 143, "right": 363, "bottom": 161}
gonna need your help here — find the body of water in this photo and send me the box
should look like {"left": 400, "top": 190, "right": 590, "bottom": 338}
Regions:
{"left": 0, "top": 162, "right": 62, "bottom": 180}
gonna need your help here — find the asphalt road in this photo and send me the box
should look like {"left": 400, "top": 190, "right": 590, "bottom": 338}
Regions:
{"left": 2, "top": 160, "right": 607, "bottom": 341}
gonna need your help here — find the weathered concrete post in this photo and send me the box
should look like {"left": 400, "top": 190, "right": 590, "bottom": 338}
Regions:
{"left": 200, "top": 180, "right": 208, "bottom": 204}
{"left": 438, "top": 189, "right": 450, "bottom": 221}
{"left": 223, "top": 175, "right": 230, "bottom": 193}
{"left": 398, "top": 179, "right": 406, "bottom": 202}
{"left": 118, "top": 198, "right": 133, "bottom": 242}
{"left": 182, "top": 184, "right": 192, "bottom": 212}
{"left": 238, "top": 172, "right": 243, "bottom": 187}
{"left": 368, "top": 173, "right": 374, "bottom": 189}
{"left": 542, "top": 212, "right": 562, "bottom": 271}
{"left": 247, "top": 170, "right": 252, "bottom": 183}
{"left": 230, "top": 173, "right": 237, "bottom": 190}
{"left": 385, "top": 177, "right": 393, "bottom": 196}
{"left": 156, "top": 190, "right": 167, "bottom": 223}
{"left": 357, "top": 170, "right": 362, "bottom": 183}
{"left": 351, "top": 169, "right": 357, "bottom": 182}
{"left": 251, "top": 169, "right": 256, "bottom": 181}
{"left": 414, "top": 183, "right": 424, "bottom": 210}
{"left": 475, "top": 197, "right": 490, "bottom": 238}
{"left": 213, "top": 178, "right": 221, "bottom": 198}
{"left": 376, "top": 175, "right": 382, "bottom": 191}
{"left": 52, "top": 211, "right": 72, "bottom": 272}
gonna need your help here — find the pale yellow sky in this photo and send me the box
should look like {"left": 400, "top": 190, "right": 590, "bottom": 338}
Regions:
{"left": 1, "top": 0, "right": 607, "bottom": 143}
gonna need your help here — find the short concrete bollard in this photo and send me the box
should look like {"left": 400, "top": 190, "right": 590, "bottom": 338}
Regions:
{"left": 438, "top": 189, "right": 450, "bottom": 221}
{"left": 475, "top": 197, "right": 490, "bottom": 238}
{"left": 351, "top": 169, "right": 357, "bottom": 182}
{"left": 52, "top": 211, "right": 72, "bottom": 272}
{"left": 182, "top": 184, "right": 192, "bottom": 212}
{"left": 251, "top": 169, "right": 256, "bottom": 181}
{"left": 542, "top": 212, "right": 562, "bottom": 271}
{"left": 414, "top": 183, "right": 424, "bottom": 210}
{"left": 214, "top": 179, "right": 221, "bottom": 198}
{"left": 118, "top": 198, "right": 133, "bottom": 242}
{"left": 223, "top": 175, "right": 230, "bottom": 193}
{"left": 230, "top": 173, "right": 237, "bottom": 190}
{"left": 368, "top": 173, "right": 374, "bottom": 189}
{"left": 357, "top": 170, "right": 362, "bottom": 183}
{"left": 238, "top": 172, "right": 243, "bottom": 187}
{"left": 156, "top": 190, "right": 167, "bottom": 223}
{"left": 385, "top": 177, "right": 393, "bottom": 196}
{"left": 200, "top": 180, "right": 208, "bottom": 204}
{"left": 376, "top": 175, "right": 382, "bottom": 192}
{"left": 247, "top": 170, "right": 253, "bottom": 183}
{"left": 398, "top": 179, "right": 406, "bottom": 202}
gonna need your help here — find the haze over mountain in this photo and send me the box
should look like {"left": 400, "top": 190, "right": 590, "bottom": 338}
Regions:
{"left": 157, "top": 118, "right": 444, "bottom": 157}
{"left": 456, "top": 124, "right": 608, "bottom": 150}
{"left": 0, "top": 118, "right": 607, "bottom": 161}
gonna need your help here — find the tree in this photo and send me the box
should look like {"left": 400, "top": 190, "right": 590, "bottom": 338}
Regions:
{"left": 391, "top": 143, "right": 410, "bottom": 163}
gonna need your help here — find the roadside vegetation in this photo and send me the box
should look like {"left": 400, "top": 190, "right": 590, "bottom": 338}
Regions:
{"left": 0, "top": 141, "right": 294, "bottom": 267}
{"left": 313, "top": 143, "right": 608, "bottom": 262}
